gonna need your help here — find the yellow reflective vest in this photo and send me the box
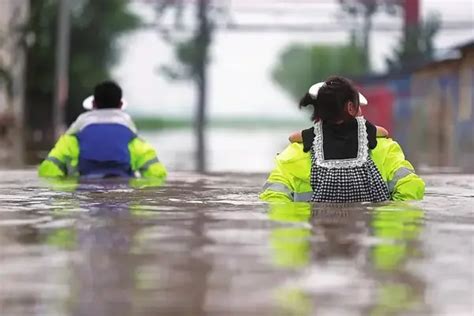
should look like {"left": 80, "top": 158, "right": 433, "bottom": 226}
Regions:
{"left": 38, "top": 134, "right": 167, "bottom": 181}
{"left": 260, "top": 138, "right": 425, "bottom": 202}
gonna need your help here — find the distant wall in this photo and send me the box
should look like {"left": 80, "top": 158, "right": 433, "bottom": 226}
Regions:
{"left": 358, "top": 45, "right": 474, "bottom": 172}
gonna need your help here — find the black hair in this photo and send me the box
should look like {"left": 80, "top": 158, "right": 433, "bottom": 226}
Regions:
{"left": 299, "top": 76, "right": 359, "bottom": 122}
{"left": 93, "top": 81, "right": 122, "bottom": 109}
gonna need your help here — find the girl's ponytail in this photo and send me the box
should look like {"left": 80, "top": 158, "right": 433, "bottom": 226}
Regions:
{"left": 299, "top": 92, "right": 319, "bottom": 121}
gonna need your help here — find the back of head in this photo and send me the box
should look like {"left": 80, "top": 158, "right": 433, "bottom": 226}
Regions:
{"left": 93, "top": 81, "right": 122, "bottom": 109}
{"left": 300, "top": 76, "right": 359, "bottom": 122}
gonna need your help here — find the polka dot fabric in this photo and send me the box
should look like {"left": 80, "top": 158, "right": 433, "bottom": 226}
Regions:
{"left": 310, "top": 155, "right": 389, "bottom": 203}
{"left": 310, "top": 117, "right": 390, "bottom": 203}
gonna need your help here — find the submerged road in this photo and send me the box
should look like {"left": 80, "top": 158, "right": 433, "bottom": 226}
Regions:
{"left": 0, "top": 171, "right": 473, "bottom": 316}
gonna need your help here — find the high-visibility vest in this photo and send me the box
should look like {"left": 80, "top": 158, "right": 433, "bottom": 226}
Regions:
{"left": 38, "top": 110, "right": 167, "bottom": 181}
{"left": 77, "top": 123, "right": 136, "bottom": 178}
{"left": 260, "top": 138, "right": 425, "bottom": 202}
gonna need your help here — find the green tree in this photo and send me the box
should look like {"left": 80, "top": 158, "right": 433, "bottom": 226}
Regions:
{"left": 152, "top": 0, "right": 227, "bottom": 171}
{"left": 272, "top": 43, "right": 367, "bottom": 101}
{"left": 24, "top": 0, "right": 140, "bottom": 158}
{"left": 338, "top": 0, "right": 399, "bottom": 70}
{"left": 386, "top": 13, "right": 441, "bottom": 72}
{"left": 152, "top": 1, "right": 227, "bottom": 80}
{"left": 338, "top": 0, "right": 441, "bottom": 72}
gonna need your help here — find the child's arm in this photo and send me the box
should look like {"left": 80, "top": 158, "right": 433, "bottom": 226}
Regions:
{"left": 289, "top": 131, "right": 303, "bottom": 143}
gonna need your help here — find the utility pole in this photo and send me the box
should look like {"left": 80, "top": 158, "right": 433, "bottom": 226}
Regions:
{"left": 195, "top": 0, "right": 210, "bottom": 172}
{"left": 53, "top": 0, "right": 71, "bottom": 138}
{"left": 403, "top": 0, "right": 419, "bottom": 29}
{"left": 401, "top": 0, "right": 420, "bottom": 70}
{"left": 403, "top": 0, "right": 420, "bottom": 41}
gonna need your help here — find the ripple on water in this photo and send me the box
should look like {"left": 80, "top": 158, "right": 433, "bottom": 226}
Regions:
{"left": 0, "top": 170, "right": 472, "bottom": 316}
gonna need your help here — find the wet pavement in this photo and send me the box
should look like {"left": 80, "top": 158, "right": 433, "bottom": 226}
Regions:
{"left": 0, "top": 171, "right": 473, "bottom": 316}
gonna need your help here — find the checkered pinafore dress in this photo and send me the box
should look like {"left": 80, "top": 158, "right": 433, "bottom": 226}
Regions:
{"left": 310, "top": 117, "right": 389, "bottom": 203}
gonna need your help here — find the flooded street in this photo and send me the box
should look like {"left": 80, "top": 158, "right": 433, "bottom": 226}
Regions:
{"left": 0, "top": 171, "right": 472, "bottom": 316}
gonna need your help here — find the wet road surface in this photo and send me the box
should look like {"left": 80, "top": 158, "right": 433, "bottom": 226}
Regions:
{"left": 0, "top": 171, "right": 473, "bottom": 316}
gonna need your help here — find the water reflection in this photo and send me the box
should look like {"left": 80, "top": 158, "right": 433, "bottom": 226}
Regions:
{"left": 268, "top": 202, "right": 427, "bottom": 315}
{"left": 0, "top": 172, "right": 472, "bottom": 315}
{"left": 71, "top": 202, "right": 136, "bottom": 316}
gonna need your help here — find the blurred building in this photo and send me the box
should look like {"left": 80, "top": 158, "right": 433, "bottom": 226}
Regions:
{"left": 360, "top": 40, "right": 474, "bottom": 173}
{"left": 0, "top": 0, "right": 29, "bottom": 166}
{"left": 411, "top": 42, "right": 474, "bottom": 172}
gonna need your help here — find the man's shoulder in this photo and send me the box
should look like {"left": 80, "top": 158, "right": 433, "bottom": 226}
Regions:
{"left": 372, "top": 137, "right": 406, "bottom": 162}
{"left": 273, "top": 143, "right": 311, "bottom": 181}
{"left": 53, "top": 134, "right": 80, "bottom": 154}
{"left": 375, "top": 137, "right": 400, "bottom": 150}
{"left": 276, "top": 143, "right": 310, "bottom": 163}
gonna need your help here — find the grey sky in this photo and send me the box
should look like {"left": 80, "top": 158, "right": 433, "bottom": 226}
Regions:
{"left": 113, "top": 0, "right": 474, "bottom": 119}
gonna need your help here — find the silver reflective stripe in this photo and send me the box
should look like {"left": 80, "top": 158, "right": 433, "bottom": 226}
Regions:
{"left": 139, "top": 157, "right": 160, "bottom": 172}
{"left": 46, "top": 157, "right": 67, "bottom": 174}
{"left": 66, "top": 163, "right": 78, "bottom": 176}
{"left": 293, "top": 192, "right": 313, "bottom": 202}
{"left": 262, "top": 182, "right": 293, "bottom": 197}
{"left": 388, "top": 167, "right": 414, "bottom": 193}
{"left": 263, "top": 182, "right": 313, "bottom": 202}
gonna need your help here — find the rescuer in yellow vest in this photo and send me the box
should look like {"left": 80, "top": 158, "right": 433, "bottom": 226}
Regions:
{"left": 38, "top": 81, "right": 167, "bottom": 182}
{"left": 260, "top": 76, "right": 425, "bottom": 202}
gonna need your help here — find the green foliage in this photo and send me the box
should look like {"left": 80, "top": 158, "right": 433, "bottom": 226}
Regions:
{"left": 272, "top": 44, "right": 367, "bottom": 100}
{"left": 24, "top": 0, "right": 58, "bottom": 131}
{"left": 337, "top": 0, "right": 441, "bottom": 73}
{"left": 338, "top": 0, "right": 400, "bottom": 69}
{"left": 386, "top": 13, "right": 441, "bottom": 72}
{"left": 25, "top": 0, "right": 140, "bottom": 126}
{"left": 154, "top": 1, "right": 225, "bottom": 82}
{"left": 160, "top": 37, "right": 209, "bottom": 80}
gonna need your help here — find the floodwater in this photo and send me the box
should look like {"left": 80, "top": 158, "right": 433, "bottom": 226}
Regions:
{"left": 0, "top": 170, "right": 473, "bottom": 316}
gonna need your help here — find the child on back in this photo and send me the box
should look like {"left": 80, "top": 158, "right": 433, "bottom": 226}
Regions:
{"left": 288, "top": 81, "right": 389, "bottom": 145}
{"left": 260, "top": 76, "right": 424, "bottom": 203}
{"left": 38, "top": 81, "right": 167, "bottom": 181}
{"left": 294, "top": 76, "right": 391, "bottom": 202}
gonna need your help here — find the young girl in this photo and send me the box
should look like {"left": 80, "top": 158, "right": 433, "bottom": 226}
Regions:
{"left": 288, "top": 81, "right": 389, "bottom": 143}
{"left": 294, "top": 76, "right": 390, "bottom": 202}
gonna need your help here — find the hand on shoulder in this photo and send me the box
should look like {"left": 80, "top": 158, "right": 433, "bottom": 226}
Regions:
{"left": 289, "top": 131, "right": 303, "bottom": 143}
{"left": 376, "top": 126, "right": 389, "bottom": 137}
